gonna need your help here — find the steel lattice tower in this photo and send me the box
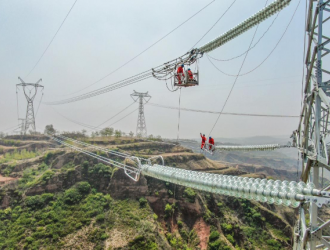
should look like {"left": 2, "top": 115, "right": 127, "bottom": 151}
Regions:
{"left": 131, "top": 91, "right": 151, "bottom": 137}
{"left": 294, "top": 0, "right": 330, "bottom": 249}
{"left": 16, "top": 77, "right": 43, "bottom": 135}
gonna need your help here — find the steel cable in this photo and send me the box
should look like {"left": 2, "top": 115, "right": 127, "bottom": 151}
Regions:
{"left": 146, "top": 102, "right": 299, "bottom": 118}
{"left": 26, "top": 0, "right": 78, "bottom": 78}
{"left": 64, "top": 0, "right": 216, "bottom": 96}
{"left": 207, "top": 0, "right": 301, "bottom": 77}
{"left": 190, "top": 0, "right": 238, "bottom": 49}
{"left": 209, "top": 0, "right": 269, "bottom": 135}
{"left": 207, "top": 11, "right": 280, "bottom": 62}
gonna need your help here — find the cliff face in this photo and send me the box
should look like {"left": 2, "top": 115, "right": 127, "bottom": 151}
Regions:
{"left": 0, "top": 137, "right": 294, "bottom": 250}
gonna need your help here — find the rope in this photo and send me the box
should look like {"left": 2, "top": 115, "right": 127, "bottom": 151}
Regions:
{"left": 297, "top": 151, "right": 300, "bottom": 182}
{"left": 25, "top": 0, "right": 78, "bottom": 78}
{"left": 207, "top": 0, "right": 301, "bottom": 77}
{"left": 190, "top": 0, "right": 237, "bottom": 49}
{"left": 208, "top": 0, "right": 267, "bottom": 136}
{"left": 177, "top": 88, "right": 182, "bottom": 142}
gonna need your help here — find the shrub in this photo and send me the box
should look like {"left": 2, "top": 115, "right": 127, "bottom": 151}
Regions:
{"left": 41, "top": 170, "right": 55, "bottom": 183}
{"left": 209, "top": 231, "right": 220, "bottom": 242}
{"left": 87, "top": 228, "right": 107, "bottom": 243}
{"left": 76, "top": 182, "right": 91, "bottom": 194}
{"left": 226, "top": 234, "right": 235, "bottom": 245}
{"left": 266, "top": 239, "right": 282, "bottom": 249}
{"left": 96, "top": 214, "right": 105, "bottom": 223}
{"left": 139, "top": 197, "right": 148, "bottom": 208}
{"left": 63, "top": 188, "right": 82, "bottom": 204}
{"left": 184, "top": 188, "right": 196, "bottom": 203}
{"left": 164, "top": 203, "right": 174, "bottom": 218}
{"left": 128, "top": 235, "right": 158, "bottom": 250}
{"left": 221, "top": 223, "right": 233, "bottom": 233}
{"left": 25, "top": 236, "right": 34, "bottom": 244}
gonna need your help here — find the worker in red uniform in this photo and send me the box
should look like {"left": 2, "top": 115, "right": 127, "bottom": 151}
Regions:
{"left": 176, "top": 64, "right": 185, "bottom": 85}
{"left": 209, "top": 136, "right": 215, "bottom": 151}
{"left": 200, "top": 133, "right": 206, "bottom": 150}
{"left": 187, "top": 68, "right": 193, "bottom": 80}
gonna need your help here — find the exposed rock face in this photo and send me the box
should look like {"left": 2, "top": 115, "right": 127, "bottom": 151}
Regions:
{"left": 193, "top": 218, "right": 210, "bottom": 250}
{"left": 109, "top": 170, "right": 148, "bottom": 199}
{"left": 0, "top": 140, "right": 296, "bottom": 249}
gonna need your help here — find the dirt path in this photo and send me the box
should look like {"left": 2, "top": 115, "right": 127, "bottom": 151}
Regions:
{"left": 0, "top": 174, "right": 16, "bottom": 185}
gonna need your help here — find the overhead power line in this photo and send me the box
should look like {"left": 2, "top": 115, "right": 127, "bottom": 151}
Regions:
{"left": 208, "top": 0, "right": 270, "bottom": 135}
{"left": 207, "top": 0, "right": 301, "bottom": 77}
{"left": 65, "top": 0, "right": 216, "bottom": 96}
{"left": 190, "top": 0, "right": 237, "bottom": 49}
{"left": 146, "top": 102, "right": 299, "bottom": 118}
{"left": 207, "top": 11, "right": 280, "bottom": 62}
{"left": 45, "top": 0, "right": 291, "bottom": 106}
{"left": 26, "top": 0, "right": 78, "bottom": 78}
{"left": 51, "top": 104, "right": 138, "bottom": 132}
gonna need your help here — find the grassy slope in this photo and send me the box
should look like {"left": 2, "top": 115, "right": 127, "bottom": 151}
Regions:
{"left": 0, "top": 137, "right": 294, "bottom": 250}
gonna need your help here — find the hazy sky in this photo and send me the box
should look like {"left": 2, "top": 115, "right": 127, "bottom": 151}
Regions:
{"left": 0, "top": 0, "right": 308, "bottom": 139}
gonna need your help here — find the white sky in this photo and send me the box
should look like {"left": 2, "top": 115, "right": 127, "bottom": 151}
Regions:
{"left": 0, "top": 0, "right": 310, "bottom": 139}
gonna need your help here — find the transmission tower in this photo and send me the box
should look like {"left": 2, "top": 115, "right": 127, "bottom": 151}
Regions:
{"left": 16, "top": 77, "right": 43, "bottom": 135}
{"left": 131, "top": 91, "right": 151, "bottom": 137}
{"left": 294, "top": 0, "right": 330, "bottom": 249}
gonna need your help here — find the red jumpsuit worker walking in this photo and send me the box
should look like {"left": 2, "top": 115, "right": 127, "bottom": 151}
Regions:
{"left": 200, "top": 133, "right": 206, "bottom": 149}
{"left": 177, "top": 64, "right": 185, "bottom": 85}
{"left": 209, "top": 137, "right": 215, "bottom": 151}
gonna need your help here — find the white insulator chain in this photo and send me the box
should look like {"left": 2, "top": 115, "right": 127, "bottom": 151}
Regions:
{"left": 199, "top": 0, "right": 291, "bottom": 53}
{"left": 49, "top": 133, "right": 330, "bottom": 208}
{"left": 215, "top": 143, "right": 291, "bottom": 151}
{"left": 142, "top": 165, "right": 330, "bottom": 208}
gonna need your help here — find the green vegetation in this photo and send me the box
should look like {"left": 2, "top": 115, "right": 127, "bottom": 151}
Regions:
{"left": 128, "top": 235, "right": 158, "bottom": 250}
{"left": 208, "top": 227, "right": 230, "bottom": 250}
{"left": 0, "top": 185, "right": 111, "bottom": 249}
{"left": 0, "top": 139, "right": 21, "bottom": 147}
{"left": 0, "top": 149, "right": 40, "bottom": 164}
{"left": 164, "top": 203, "right": 175, "bottom": 218}
{"left": 183, "top": 187, "right": 196, "bottom": 203}
{"left": 139, "top": 197, "right": 148, "bottom": 208}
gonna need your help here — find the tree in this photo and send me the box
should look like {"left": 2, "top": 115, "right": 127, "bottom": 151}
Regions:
{"left": 44, "top": 125, "right": 56, "bottom": 135}
{"left": 0, "top": 132, "right": 5, "bottom": 139}
{"left": 91, "top": 132, "right": 96, "bottom": 138}
{"left": 148, "top": 134, "right": 154, "bottom": 140}
{"left": 105, "top": 127, "right": 114, "bottom": 137}
{"left": 129, "top": 131, "right": 134, "bottom": 137}
{"left": 81, "top": 129, "right": 87, "bottom": 136}
{"left": 95, "top": 131, "right": 100, "bottom": 137}
{"left": 115, "top": 130, "right": 122, "bottom": 138}
{"left": 100, "top": 129, "right": 107, "bottom": 137}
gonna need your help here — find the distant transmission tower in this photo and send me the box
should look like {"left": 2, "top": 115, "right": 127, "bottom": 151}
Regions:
{"left": 131, "top": 91, "right": 151, "bottom": 137}
{"left": 16, "top": 77, "right": 43, "bottom": 135}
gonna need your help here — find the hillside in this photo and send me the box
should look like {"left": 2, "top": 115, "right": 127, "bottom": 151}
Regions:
{"left": 0, "top": 135, "right": 296, "bottom": 250}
